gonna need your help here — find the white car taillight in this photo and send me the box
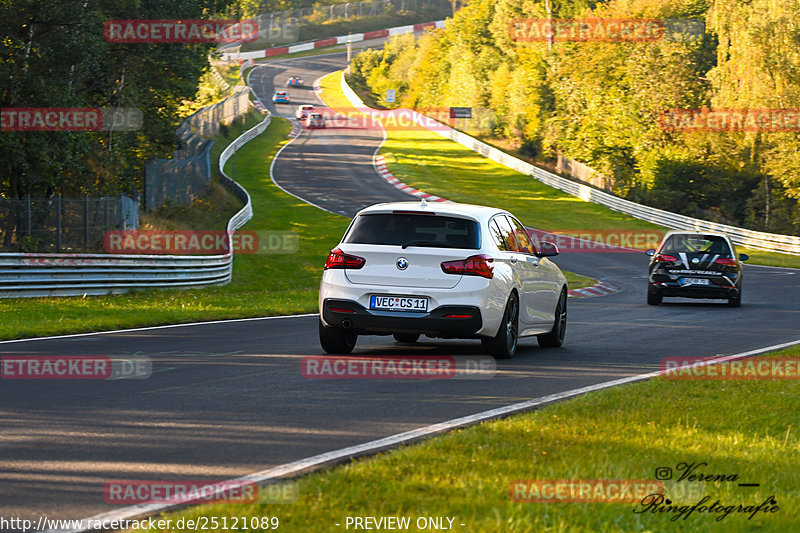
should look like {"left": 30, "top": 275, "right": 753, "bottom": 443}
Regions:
{"left": 324, "top": 248, "right": 366, "bottom": 270}
{"left": 440, "top": 254, "right": 494, "bottom": 279}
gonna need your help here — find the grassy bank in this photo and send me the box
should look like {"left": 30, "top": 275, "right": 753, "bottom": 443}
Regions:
{"left": 142, "top": 344, "right": 800, "bottom": 532}
{"left": 320, "top": 71, "right": 800, "bottom": 269}
{"left": 0, "top": 118, "right": 350, "bottom": 341}
{"left": 239, "top": 9, "right": 450, "bottom": 53}
{"left": 0, "top": 109, "right": 596, "bottom": 340}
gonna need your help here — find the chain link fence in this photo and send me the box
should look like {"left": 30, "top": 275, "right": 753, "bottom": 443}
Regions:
{"left": 273, "top": 0, "right": 441, "bottom": 23}
{"left": 145, "top": 87, "right": 251, "bottom": 212}
{"left": 229, "top": 0, "right": 448, "bottom": 46}
{"left": 0, "top": 195, "right": 139, "bottom": 253}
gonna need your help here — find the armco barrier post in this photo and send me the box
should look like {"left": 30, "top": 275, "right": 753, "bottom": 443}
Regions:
{"left": 56, "top": 194, "right": 62, "bottom": 252}
{"left": 83, "top": 194, "right": 89, "bottom": 250}
{"left": 26, "top": 194, "right": 31, "bottom": 238}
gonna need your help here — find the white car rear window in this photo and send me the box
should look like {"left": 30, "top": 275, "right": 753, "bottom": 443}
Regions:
{"left": 344, "top": 213, "right": 479, "bottom": 249}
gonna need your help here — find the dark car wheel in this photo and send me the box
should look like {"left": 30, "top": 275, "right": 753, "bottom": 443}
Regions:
{"left": 319, "top": 318, "right": 357, "bottom": 354}
{"left": 728, "top": 287, "right": 741, "bottom": 307}
{"left": 647, "top": 284, "right": 663, "bottom": 305}
{"left": 538, "top": 289, "right": 567, "bottom": 348}
{"left": 393, "top": 333, "right": 420, "bottom": 343}
{"left": 482, "top": 292, "right": 519, "bottom": 359}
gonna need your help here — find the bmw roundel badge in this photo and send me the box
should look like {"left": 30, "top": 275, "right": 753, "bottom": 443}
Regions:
{"left": 396, "top": 257, "right": 409, "bottom": 270}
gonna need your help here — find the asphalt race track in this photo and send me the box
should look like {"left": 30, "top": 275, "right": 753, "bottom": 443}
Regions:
{"left": 252, "top": 53, "right": 413, "bottom": 216}
{"left": 1, "top": 52, "right": 799, "bottom": 523}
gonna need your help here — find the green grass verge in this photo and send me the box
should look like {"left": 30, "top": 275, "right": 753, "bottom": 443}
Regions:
{"left": 563, "top": 271, "right": 596, "bottom": 290}
{"left": 139, "top": 344, "right": 800, "bottom": 533}
{"left": 0, "top": 104, "right": 594, "bottom": 340}
{"left": 320, "top": 71, "right": 800, "bottom": 269}
{"left": 0, "top": 118, "right": 350, "bottom": 341}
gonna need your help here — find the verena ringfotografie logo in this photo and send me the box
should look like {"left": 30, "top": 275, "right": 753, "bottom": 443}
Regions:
{"left": 528, "top": 229, "right": 664, "bottom": 252}
{"left": 510, "top": 479, "right": 664, "bottom": 503}
{"left": 103, "top": 20, "right": 258, "bottom": 44}
{"left": 103, "top": 230, "right": 298, "bottom": 254}
{"left": 1, "top": 355, "right": 152, "bottom": 380}
{"left": 661, "top": 109, "right": 800, "bottom": 132}
{"left": 104, "top": 480, "right": 258, "bottom": 505}
{"left": 661, "top": 356, "right": 800, "bottom": 380}
{"left": 1, "top": 108, "right": 142, "bottom": 132}
{"left": 301, "top": 356, "right": 496, "bottom": 380}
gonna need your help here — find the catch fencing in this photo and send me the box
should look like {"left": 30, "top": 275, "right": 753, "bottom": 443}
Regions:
{"left": 0, "top": 195, "right": 138, "bottom": 253}
{"left": 220, "top": 0, "right": 448, "bottom": 49}
{"left": 0, "top": 114, "right": 269, "bottom": 298}
{"left": 145, "top": 87, "right": 251, "bottom": 211}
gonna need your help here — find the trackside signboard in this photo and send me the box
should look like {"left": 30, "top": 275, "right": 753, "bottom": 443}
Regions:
{"left": 449, "top": 107, "right": 472, "bottom": 119}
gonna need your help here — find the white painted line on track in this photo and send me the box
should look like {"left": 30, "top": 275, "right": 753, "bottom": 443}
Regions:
{"left": 0, "top": 314, "right": 319, "bottom": 345}
{"left": 269, "top": 132, "right": 343, "bottom": 216}
{"left": 55, "top": 336, "right": 800, "bottom": 532}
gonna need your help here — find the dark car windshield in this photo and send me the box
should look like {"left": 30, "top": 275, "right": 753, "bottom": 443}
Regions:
{"left": 344, "top": 213, "right": 480, "bottom": 249}
{"left": 659, "top": 234, "right": 732, "bottom": 257}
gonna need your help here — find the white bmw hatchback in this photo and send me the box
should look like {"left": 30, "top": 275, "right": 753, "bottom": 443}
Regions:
{"left": 318, "top": 201, "right": 568, "bottom": 358}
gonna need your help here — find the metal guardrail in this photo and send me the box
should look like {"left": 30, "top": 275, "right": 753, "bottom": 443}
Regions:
{"left": 0, "top": 114, "right": 270, "bottom": 298}
{"left": 340, "top": 74, "right": 800, "bottom": 255}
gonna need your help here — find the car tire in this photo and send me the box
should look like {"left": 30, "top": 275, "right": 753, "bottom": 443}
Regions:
{"left": 393, "top": 333, "right": 420, "bottom": 343}
{"left": 318, "top": 318, "right": 357, "bottom": 354}
{"left": 538, "top": 289, "right": 567, "bottom": 348}
{"left": 483, "top": 292, "right": 519, "bottom": 359}
{"left": 728, "top": 287, "right": 741, "bottom": 307}
{"left": 647, "top": 284, "right": 662, "bottom": 305}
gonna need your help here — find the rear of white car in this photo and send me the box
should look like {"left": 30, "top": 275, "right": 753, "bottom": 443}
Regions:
{"left": 318, "top": 201, "right": 568, "bottom": 357}
{"left": 295, "top": 105, "right": 314, "bottom": 120}
{"left": 306, "top": 112, "right": 325, "bottom": 128}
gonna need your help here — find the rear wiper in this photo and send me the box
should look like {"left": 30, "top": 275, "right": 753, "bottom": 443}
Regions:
{"left": 401, "top": 240, "right": 455, "bottom": 249}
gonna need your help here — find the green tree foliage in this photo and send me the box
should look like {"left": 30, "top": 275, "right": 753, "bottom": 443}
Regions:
{"left": 351, "top": 0, "right": 800, "bottom": 235}
{"left": 1, "top": 0, "right": 234, "bottom": 199}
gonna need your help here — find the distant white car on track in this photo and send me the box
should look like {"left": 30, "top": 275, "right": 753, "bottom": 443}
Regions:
{"left": 318, "top": 201, "right": 568, "bottom": 358}
{"left": 305, "top": 112, "right": 325, "bottom": 129}
{"left": 295, "top": 104, "right": 314, "bottom": 119}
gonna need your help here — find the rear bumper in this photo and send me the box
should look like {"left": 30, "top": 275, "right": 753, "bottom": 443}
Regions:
{"left": 651, "top": 282, "right": 739, "bottom": 299}
{"left": 321, "top": 298, "right": 483, "bottom": 338}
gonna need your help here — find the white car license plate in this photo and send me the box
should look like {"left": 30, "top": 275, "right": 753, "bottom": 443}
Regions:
{"left": 370, "top": 295, "right": 428, "bottom": 312}
{"left": 680, "top": 277, "right": 711, "bottom": 286}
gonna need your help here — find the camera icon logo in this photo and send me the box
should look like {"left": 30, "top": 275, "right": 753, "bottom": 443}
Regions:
{"left": 655, "top": 467, "right": 673, "bottom": 480}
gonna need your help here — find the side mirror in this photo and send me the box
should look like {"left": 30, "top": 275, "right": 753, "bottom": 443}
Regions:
{"left": 739, "top": 253, "right": 749, "bottom": 262}
{"left": 645, "top": 249, "right": 655, "bottom": 256}
{"left": 537, "top": 241, "right": 559, "bottom": 257}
